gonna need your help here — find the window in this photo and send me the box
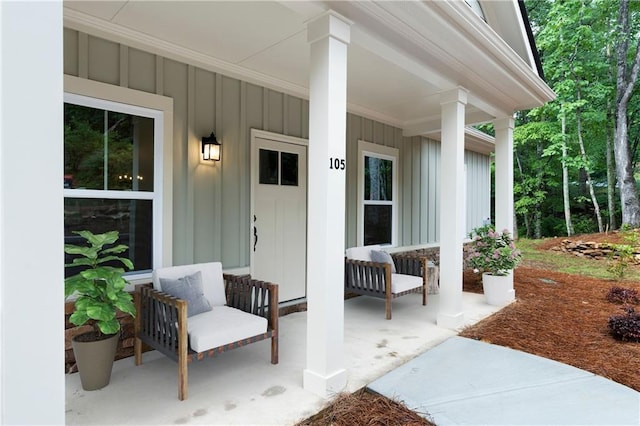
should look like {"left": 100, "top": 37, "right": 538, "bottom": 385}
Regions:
{"left": 357, "top": 141, "right": 398, "bottom": 246}
{"left": 64, "top": 92, "right": 164, "bottom": 280}
{"left": 258, "top": 148, "right": 299, "bottom": 186}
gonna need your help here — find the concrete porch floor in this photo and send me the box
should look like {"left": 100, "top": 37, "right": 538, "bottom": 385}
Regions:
{"left": 66, "top": 292, "right": 501, "bottom": 425}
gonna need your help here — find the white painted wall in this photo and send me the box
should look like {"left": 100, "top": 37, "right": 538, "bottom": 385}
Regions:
{"left": 0, "top": 2, "right": 65, "bottom": 424}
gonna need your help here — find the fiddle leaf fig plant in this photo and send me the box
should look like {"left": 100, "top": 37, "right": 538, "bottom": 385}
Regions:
{"left": 65, "top": 230, "right": 136, "bottom": 337}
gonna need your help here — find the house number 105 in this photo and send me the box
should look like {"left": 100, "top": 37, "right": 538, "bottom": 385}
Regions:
{"left": 329, "top": 158, "right": 346, "bottom": 170}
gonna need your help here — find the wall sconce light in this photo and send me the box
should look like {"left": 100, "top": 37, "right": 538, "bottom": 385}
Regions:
{"left": 202, "top": 132, "right": 221, "bottom": 161}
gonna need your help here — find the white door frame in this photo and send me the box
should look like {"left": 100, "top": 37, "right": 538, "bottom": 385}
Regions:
{"left": 250, "top": 129, "right": 309, "bottom": 302}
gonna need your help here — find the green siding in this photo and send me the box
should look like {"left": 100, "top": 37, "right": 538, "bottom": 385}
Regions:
{"left": 64, "top": 28, "right": 491, "bottom": 267}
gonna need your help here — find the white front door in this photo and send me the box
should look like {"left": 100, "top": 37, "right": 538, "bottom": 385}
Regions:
{"left": 250, "top": 132, "right": 307, "bottom": 302}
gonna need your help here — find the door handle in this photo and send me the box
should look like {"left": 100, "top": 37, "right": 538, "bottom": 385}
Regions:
{"left": 253, "top": 215, "right": 258, "bottom": 252}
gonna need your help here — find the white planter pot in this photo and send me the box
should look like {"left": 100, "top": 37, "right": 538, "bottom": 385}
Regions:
{"left": 482, "top": 272, "right": 515, "bottom": 306}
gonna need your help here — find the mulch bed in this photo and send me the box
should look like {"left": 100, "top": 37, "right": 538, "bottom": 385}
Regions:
{"left": 460, "top": 265, "right": 640, "bottom": 392}
{"left": 299, "top": 234, "right": 640, "bottom": 425}
{"left": 296, "top": 389, "right": 435, "bottom": 426}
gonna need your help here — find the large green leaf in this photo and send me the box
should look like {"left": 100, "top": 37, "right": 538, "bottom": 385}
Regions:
{"left": 69, "top": 310, "right": 90, "bottom": 327}
{"left": 97, "top": 255, "right": 134, "bottom": 270}
{"left": 65, "top": 257, "right": 95, "bottom": 268}
{"left": 86, "top": 303, "right": 116, "bottom": 322}
{"left": 80, "top": 267, "right": 123, "bottom": 281}
{"left": 75, "top": 230, "right": 119, "bottom": 248}
{"left": 64, "top": 245, "right": 98, "bottom": 259}
{"left": 120, "top": 257, "right": 134, "bottom": 270}
{"left": 104, "top": 275, "right": 128, "bottom": 300}
{"left": 101, "top": 244, "right": 128, "bottom": 255}
{"left": 115, "top": 294, "right": 136, "bottom": 317}
{"left": 65, "top": 276, "right": 98, "bottom": 298}
{"left": 97, "top": 318, "right": 120, "bottom": 335}
{"left": 106, "top": 276, "right": 127, "bottom": 292}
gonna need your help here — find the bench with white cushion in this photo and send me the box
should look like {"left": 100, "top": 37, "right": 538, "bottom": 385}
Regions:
{"left": 134, "top": 262, "right": 278, "bottom": 400}
{"left": 345, "top": 245, "right": 435, "bottom": 319}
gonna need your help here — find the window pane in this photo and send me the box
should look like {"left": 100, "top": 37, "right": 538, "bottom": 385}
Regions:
{"left": 364, "top": 156, "right": 392, "bottom": 201}
{"left": 64, "top": 103, "right": 154, "bottom": 191}
{"left": 259, "top": 149, "right": 279, "bottom": 185}
{"left": 364, "top": 205, "right": 392, "bottom": 245}
{"left": 281, "top": 152, "right": 299, "bottom": 186}
{"left": 64, "top": 198, "right": 153, "bottom": 276}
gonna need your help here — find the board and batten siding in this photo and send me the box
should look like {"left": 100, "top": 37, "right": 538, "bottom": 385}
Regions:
{"left": 466, "top": 150, "right": 492, "bottom": 233}
{"left": 64, "top": 28, "right": 490, "bottom": 268}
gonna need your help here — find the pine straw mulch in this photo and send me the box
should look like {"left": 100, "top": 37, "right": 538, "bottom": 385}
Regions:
{"left": 297, "top": 388, "right": 435, "bottom": 426}
{"left": 298, "top": 234, "right": 640, "bottom": 426}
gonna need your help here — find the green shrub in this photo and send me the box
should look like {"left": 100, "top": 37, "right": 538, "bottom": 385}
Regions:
{"left": 606, "top": 243, "right": 634, "bottom": 280}
{"left": 605, "top": 228, "right": 639, "bottom": 280}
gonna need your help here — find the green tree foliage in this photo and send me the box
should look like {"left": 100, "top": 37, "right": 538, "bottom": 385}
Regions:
{"left": 516, "top": 0, "right": 640, "bottom": 236}
{"left": 64, "top": 103, "right": 136, "bottom": 190}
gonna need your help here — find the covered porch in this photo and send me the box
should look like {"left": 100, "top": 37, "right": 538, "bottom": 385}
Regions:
{"left": 66, "top": 292, "right": 501, "bottom": 425}
{"left": 0, "top": 1, "right": 554, "bottom": 423}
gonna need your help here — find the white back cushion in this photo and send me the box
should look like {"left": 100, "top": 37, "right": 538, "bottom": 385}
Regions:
{"left": 152, "top": 262, "right": 226, "bottom": 307}
{"left": 345, "top": 245, "right": 381, "bottom": 261}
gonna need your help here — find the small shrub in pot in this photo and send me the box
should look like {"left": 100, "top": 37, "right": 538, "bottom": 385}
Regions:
{"left": 65, "top": 230, "right": 136, "bottom": 338}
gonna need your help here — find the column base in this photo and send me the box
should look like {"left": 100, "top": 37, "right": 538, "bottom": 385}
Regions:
{"left": 303, "top": 367, "right": 347, "bottom": 398}
{"left": 437, "top": 311, "right": 465, "bottom": 330}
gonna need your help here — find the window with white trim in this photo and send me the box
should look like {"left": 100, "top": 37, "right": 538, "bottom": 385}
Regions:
{"left": 64, "top": 93, "right": 163, "bottom": 280}
{"left": 357, "top": 141, "right": 399, "bottom": 246}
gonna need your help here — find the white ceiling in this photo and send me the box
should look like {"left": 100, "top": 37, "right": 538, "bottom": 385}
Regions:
{"left": 63, "top": 1, "right": 552, "bottom": 135}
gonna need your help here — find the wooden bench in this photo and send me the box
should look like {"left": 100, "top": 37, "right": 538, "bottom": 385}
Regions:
{"left": 345, "top": 245, "right": 438, "bottom": 319}
{"left": 134, "top": 262, "right": 278, "bottom": 400}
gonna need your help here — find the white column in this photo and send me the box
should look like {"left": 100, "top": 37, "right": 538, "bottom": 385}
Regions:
{"left": 0, "top": 2, "right": 65, "bottom": 424}
{"left": 437, "top": 88, "right": 468, "bottom": 329}
{"left": 493, "top": 117, "right": 515, "bottom": 234}
{"left": 493, "top": 116, "right": 515, "bottom": 300}
{"left": 303, "top": 10, "right": 351, "bottom": 398}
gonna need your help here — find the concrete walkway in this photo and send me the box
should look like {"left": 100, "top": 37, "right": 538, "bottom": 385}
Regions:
{"left": 65, "top": 293, "right": 502, "bottom": 425}
{"left": 368, "top": 336, "right": 640, "bottom": 425}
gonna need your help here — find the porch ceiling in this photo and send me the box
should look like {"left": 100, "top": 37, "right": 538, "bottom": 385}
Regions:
{"left": 64, "top": 0, "right": 554, "bottom": 133}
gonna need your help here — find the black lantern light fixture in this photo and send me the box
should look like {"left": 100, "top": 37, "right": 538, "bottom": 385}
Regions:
{"left": 201, "top": 132, "right": 221, "bottom": 161}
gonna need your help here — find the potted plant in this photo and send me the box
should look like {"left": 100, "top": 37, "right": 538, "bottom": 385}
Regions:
{"left": 65, "top": 230, "right": 136, "bottom": 390}
{"left": 467, "top": 224, "right": 522, "bottom": 306}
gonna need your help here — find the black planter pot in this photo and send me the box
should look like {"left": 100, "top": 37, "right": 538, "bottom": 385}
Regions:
{"left": 71, "top": 332, "right": 119, "bottom": 391}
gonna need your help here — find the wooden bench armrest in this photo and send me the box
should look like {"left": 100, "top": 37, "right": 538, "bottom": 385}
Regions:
{"left": 223, "top": 274, "right": 279, "bottom": 332}
{"left": 344, "top": 258, "right": 392, "bottom": 297}
{"left": 391, "top": 253, "right": 427, "bottom": 277}
{"left": 134, "top": 284, "right": 188, "bottom": 362}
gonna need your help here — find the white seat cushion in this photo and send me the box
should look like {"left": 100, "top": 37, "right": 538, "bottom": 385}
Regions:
{"left": 153, "top": 262, "right": 226, "bottom": 307}
{"left": 346, "top": 245, "right": 381, "bottom": 261}
{"left": 391, "top": 273, "right": 423, "bottom": 294}
{"left": 187, "top": 306, "right": 268, "bottom": 353}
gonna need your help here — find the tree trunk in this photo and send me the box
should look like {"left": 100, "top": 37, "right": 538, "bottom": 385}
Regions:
{"left": 606, "top": 111, "right": 617, "bottom": 230}
{"left": 561, "top": 111, "right": 574, "bottom": 236}
{"left": 575, "top": 85, "right": 604, "bottom": 232}
{"left": 534, "top": 208, "right": 542, "bottom": 239}
{"left": 515, "top": 148, "right": 531, "bottom": 238}
{"left": 606, "top": 37, "right": 617, "bottom": 231}
{"left": 535, "top": 140, "right": 543, "bottom": 239}
{"left": 614, "top": 0, "right": 640, "bottom": 227}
